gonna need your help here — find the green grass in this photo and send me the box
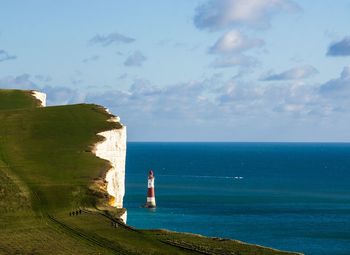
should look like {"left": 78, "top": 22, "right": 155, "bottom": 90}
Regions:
{"left": 0, "top": 89, "right": 303, "bottom": 255}
{"left": 0, "top": 89, "right": 41, "bottom": 110}
{"left": 0, "top": 103, "right": 116, "bottom": 211}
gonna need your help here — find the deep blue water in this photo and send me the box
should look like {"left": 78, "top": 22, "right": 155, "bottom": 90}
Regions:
{"left": 124, "top": 143, "right": 350, "bottom": 255}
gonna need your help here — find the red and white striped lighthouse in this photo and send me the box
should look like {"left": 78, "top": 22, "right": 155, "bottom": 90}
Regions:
{"left": 145, "top": 170, "right": 156, "bottom": 208}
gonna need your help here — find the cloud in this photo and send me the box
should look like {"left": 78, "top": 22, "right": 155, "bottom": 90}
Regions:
{"left": 118, "top": 73, "right": 128, "bottom": 80}
{"left": 0, "top": 74, "right": 84, "bottom": 106}
{"left": 124, "top": 51, "right": 147, "bottom": 67}
{"left": 89, "top": 32, "right": 135, "bottom": 46}
{"left": 194, "top": 0, "right": 300, "bottom": 31}
{"left": 208, "top": 30, "right": 262, "bottom": 68}
{"left": 86, "top": 77, "right": 218, "bottom": 131}
{"left": 0, "top": 74, "right": 38, "bottom": 89}
{"left": 88, "top": 76, "right": 318, "bottom": 122}
{"left": 34, "top": 75, "right": 52, "bottom": 82}
{"left": 261, "top": 65, "right": 318, "bottom": 81}
{"left": 86, "top": 74, "right": 350, "bottom": 141}
{"left": 42, "top": 86, "right": 86, "bottom": 105}
{"left": 0, "top": 50, "right": 17, "bottom": 62}
{"left": 320, "top": 66, "right": 350, "bottom": 96}
{"left": 82, "top": 55, "right": 99, "bottom": 63}
{"left": 317, "top": 66, "right": 350, "bottom": 117}
{"left": 209, "top": 30, "right": 264, "bottom": 54}
{"left": 211, "top": 54, "right": 257, "bottom": 68}
{"left": 327, "top": 36, "right": 350, "bottom": 56}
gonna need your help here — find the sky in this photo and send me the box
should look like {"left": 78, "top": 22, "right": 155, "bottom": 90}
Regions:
{"left": 1, "top": 0, "right": 350, "bottom": 141}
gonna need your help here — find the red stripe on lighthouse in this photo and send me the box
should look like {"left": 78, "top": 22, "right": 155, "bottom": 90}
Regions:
{"left": 147, "top": 188, "right": 154, "bottom": 197}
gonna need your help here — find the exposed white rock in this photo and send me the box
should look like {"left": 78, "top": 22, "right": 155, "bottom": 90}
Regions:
{"left": 120, "top": 211, "right": 127, "bottom": 224}
{"left": 31, "top": 91, "right": 47, "bottom": 107}
{"left": 94, "top": 112, "right": 127, "bottom": 222}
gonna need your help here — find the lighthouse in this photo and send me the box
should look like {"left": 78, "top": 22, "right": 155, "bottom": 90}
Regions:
{"left": 145, "top": 170, "right": 156, "bottom": 208}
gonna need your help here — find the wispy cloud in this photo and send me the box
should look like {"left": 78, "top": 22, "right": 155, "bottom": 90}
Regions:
{"left": 320, "top": 66, "right": 350, "bottom": 96}
{"left": 82, "top": 55, "right": 99, "bottom": 63}
{"left": 193, "top": 0, "right": 300, "bottom": 31}
{"left": 124, "top": 51, "right": 147, "bottom": 67}
{"left": 261, "top": 65, "right": 318, "bottom": 81}
{"left": 87, "top": 76, "right": 324, "bottom": 123}
{"left": 211, "top": 55, "right": 257, "bottom": 68}
{"left": 43, "top": 86, "right": 86, "bottom": 105}
{"left": 0, "top": 50, "right": 17, "bottom": 62}
{"left": 0, "top": 74, "right": 36, "bottom": 89}
{"left": 0, "top": 74, "right": 84, "bottom": 105}
{"left": 89, "top": 32, "right": 135, "bottom": 47}
{"left": 34, "top": 75, "right": 52, "bottom": 82}
{"left": 327, "top": 36, "right": 350, "bottom": 56}
{"left": 84, "top": 72, "right": 350, "bottom": 141}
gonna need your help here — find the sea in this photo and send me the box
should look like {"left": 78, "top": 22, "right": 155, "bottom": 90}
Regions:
{"left": 124, "top": 143, "right": 350, "bottom": 255}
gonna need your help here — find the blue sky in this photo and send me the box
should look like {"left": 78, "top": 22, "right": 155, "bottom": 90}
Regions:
{"left": 1, "top": 0, "right": 350, "bottom": 141}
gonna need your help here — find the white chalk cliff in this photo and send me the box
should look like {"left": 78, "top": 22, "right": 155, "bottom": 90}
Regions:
{"left": 94, "top": 112, "right": 127, "bottom": 222}
{"left": 31, "top": 90, "right": 47, "bottom": 107}
{"left": 120, "top": 211, "right": 127, "bottom": 224}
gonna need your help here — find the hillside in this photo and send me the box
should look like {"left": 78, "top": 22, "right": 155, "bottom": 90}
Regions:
{"left": 0, "top": 89, "right": 302, "bottom": 255}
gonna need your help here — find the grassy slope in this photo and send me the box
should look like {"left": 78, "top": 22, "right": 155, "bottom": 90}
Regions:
{"left": 0, "top": 89, "right": 302, "bottom": 255}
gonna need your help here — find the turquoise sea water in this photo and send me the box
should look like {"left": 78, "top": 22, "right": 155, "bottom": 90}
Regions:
{"left": 124, "top": 143, "right": 350, "bottom": 255}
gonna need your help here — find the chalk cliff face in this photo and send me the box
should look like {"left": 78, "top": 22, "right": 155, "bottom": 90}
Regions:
{"left": 31, "top": 91, "right": 47, "bottom": 107}
{"left": 94, "top": 113, "right": 127, "bottom": 221}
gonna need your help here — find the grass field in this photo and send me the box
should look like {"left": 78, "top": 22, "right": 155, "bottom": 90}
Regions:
{"left": 0, "top": 89, "right": 303, "bottom": 255}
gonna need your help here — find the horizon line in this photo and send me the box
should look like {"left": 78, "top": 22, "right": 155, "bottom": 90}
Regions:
{"left": 126, "top": 141, "right": 350, "bottom": 144}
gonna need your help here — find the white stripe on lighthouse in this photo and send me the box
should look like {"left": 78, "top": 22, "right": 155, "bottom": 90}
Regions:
{"left": 147, "top": 197, "right": 156, "bottom": 203}
{"left": 148, "top": 179, "right": 154, "bottom": 188}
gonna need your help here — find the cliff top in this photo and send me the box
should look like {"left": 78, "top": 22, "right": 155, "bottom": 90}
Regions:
{"left": 0, "top": 89, "right": 43, "bottom": 110}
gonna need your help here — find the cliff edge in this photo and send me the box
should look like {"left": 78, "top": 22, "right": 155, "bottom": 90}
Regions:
{"left": 94, "top": 112, "right": 127, "bottom": 223}
{"left": 31, "top": 90, "right": 47, "bottom": 107}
